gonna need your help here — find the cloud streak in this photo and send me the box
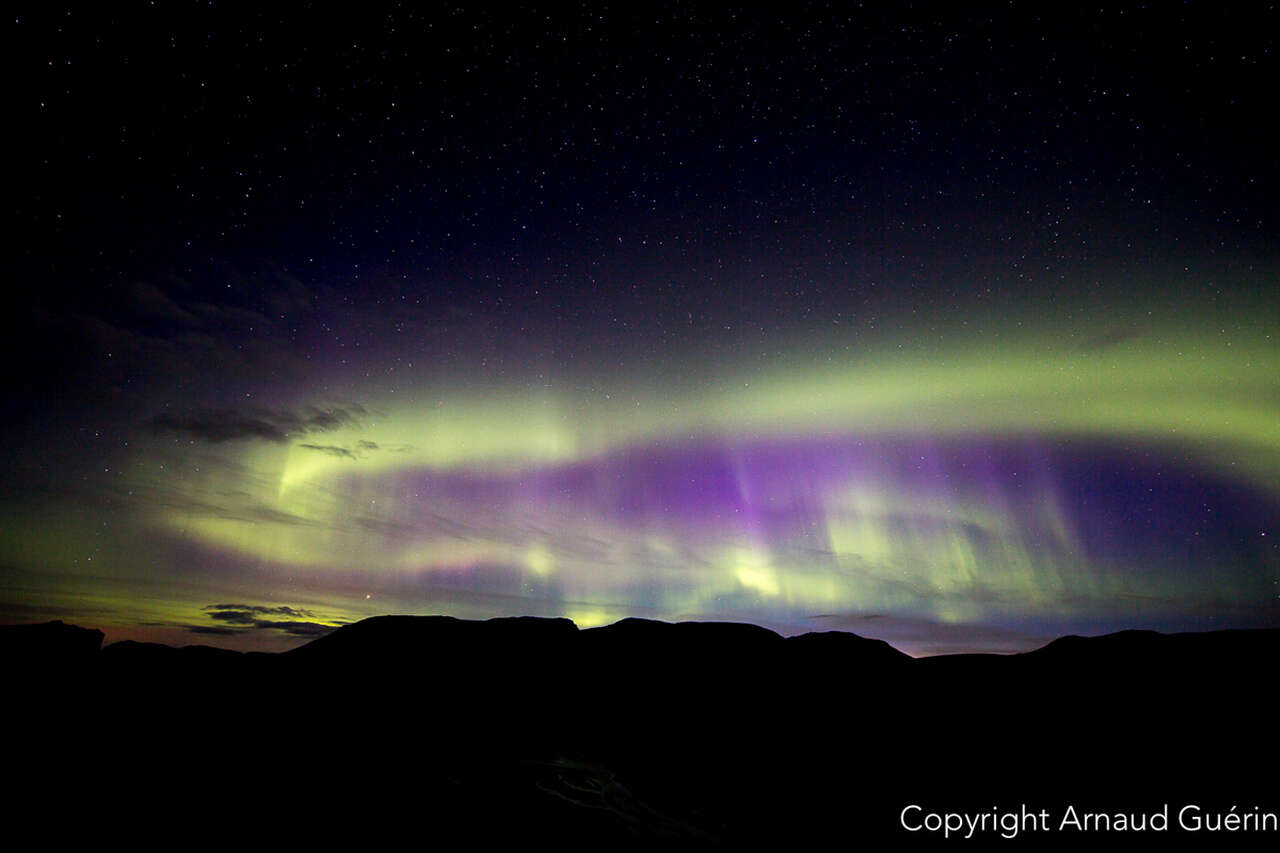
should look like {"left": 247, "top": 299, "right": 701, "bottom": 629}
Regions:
{"left": 299, "top": 444, "right": 359, "bottom": 459}
{"left": 191, "top": 604, "right": 344, "bottom": 638}
{"left": 150, "top": 405, "right": 366, "bottom": 443}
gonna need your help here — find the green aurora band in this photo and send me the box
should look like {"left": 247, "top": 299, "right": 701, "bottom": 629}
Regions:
{"left": 3, "top": 301, "right": 1276, "bottom": 653}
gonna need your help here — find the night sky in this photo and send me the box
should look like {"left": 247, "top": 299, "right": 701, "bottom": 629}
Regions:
{"left": 3, "top": 2, "right": 1276, "bottom": 654}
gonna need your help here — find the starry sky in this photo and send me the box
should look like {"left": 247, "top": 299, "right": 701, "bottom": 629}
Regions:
{"left": 2, "top": 2, "right": 1276, "bottom": 654}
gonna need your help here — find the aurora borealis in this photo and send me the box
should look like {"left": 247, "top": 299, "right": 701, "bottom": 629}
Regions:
{"left": 3, "top": 4, "right": 1277, "bottom": 654}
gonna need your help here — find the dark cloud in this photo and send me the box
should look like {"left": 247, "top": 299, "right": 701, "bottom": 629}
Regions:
{"left": 196, "top": 604, "right": 339, "bottom": 638}
{"left": 204, "top": 604, "right": 317, "bottom": 624}
{"left": 298, "top": 439, "right": 401, "bottom": 459}
{"left": 299, "top": 444, "right": 358, "bottom": 459}
{"left": 206, "top": 610, "right": 261, "bottom": 624}
{"left": 150, "top": 405, "right": 366, "bottom": 443}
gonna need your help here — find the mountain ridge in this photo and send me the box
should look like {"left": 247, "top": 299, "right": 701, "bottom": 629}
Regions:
{"left": 6, "top": 615, "right": 1276, "bottom": 849}
{"left": 5, "top": 614, "right": 1275, "bottom": 664}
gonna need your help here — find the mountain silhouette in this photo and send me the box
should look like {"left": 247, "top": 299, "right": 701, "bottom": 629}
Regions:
{"left": 0, "top": 619, "right": 102, "bottom": 669}
{"left": 5, "top": 616, "right": 1276, "bottom": 849}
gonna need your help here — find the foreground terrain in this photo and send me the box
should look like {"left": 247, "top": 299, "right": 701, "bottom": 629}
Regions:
{"left": 4, "top": 617, "right": 1277, "bottom": 848}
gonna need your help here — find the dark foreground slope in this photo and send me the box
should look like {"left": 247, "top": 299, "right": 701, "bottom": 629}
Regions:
{"left": 5, "top": 618, "right": 1277, "bottom": 849}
